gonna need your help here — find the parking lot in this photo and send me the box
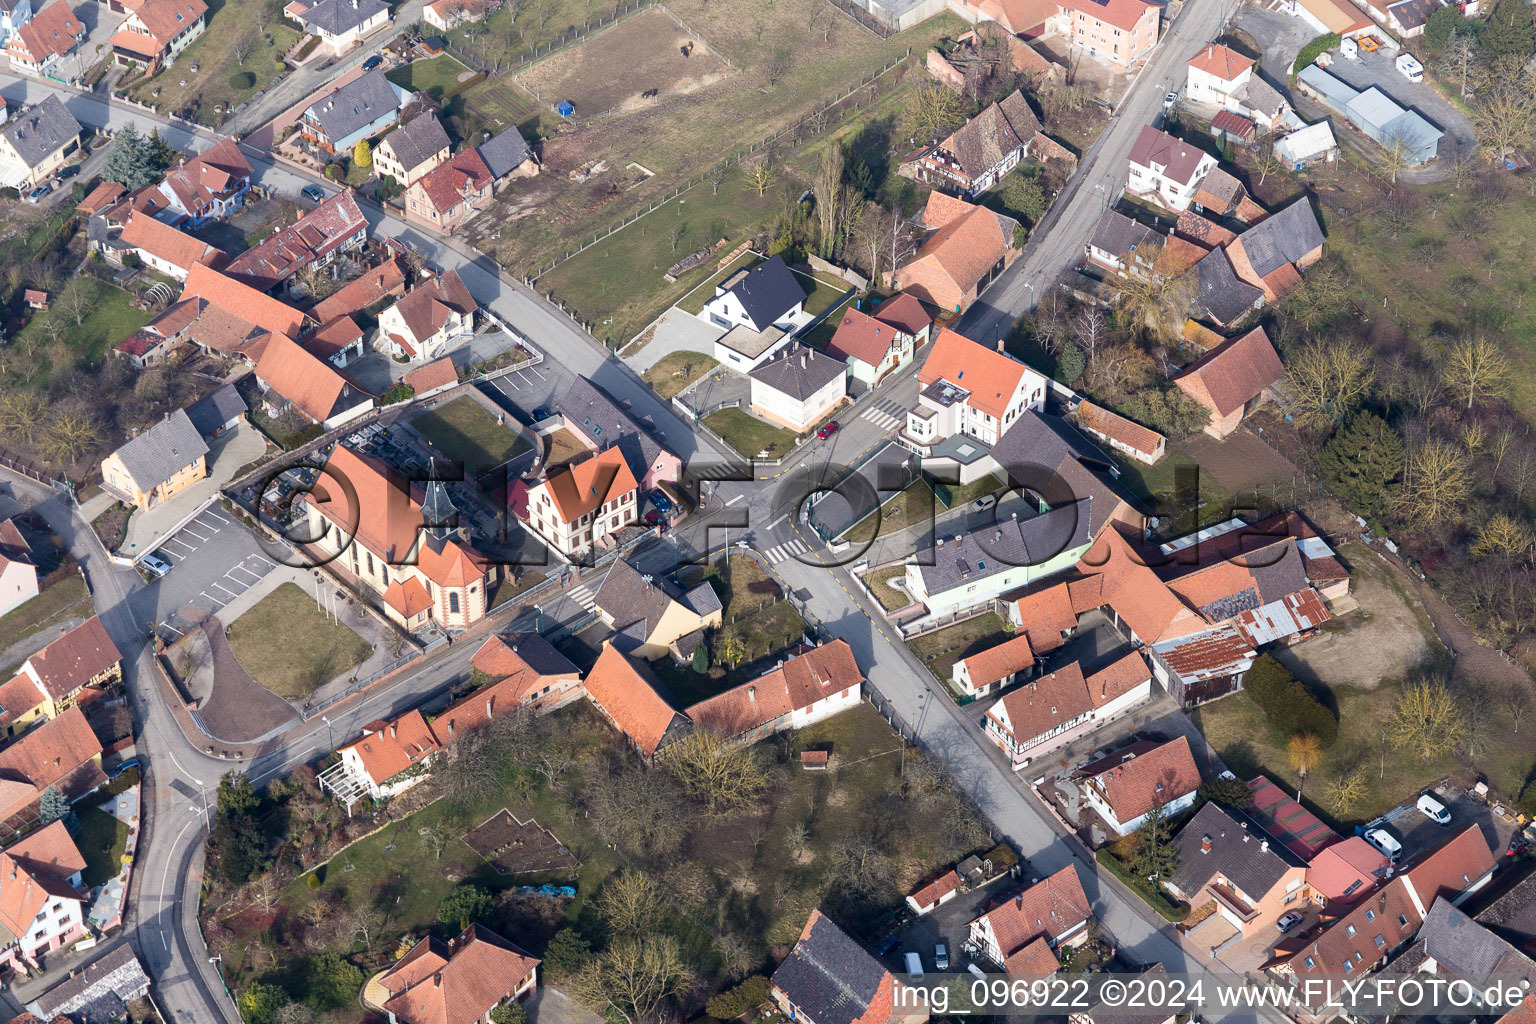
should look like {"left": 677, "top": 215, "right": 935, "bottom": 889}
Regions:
{"left": 483, "top": 362, "right": 568, "bottom": 426}
{"left": 130, "top": 510, "right": 280, "bottom": 645}
{"left": 1364, "top": 784, "right": 1517, "bottom": 868}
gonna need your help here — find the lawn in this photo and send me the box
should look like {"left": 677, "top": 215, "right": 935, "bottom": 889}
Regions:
{"left": 800, "top": 293, "right": 855, "bottom": 349}
{"left": 76, "top": 805, "right": 130, "bottom": 888}
{"left": 226, "top": 583, "right": 372, "bottom": 699}
{"left": 676, "top": 252, "right": 760, "bottom": 316}
{"left": 1095, "top": 848, "right": 1188, "bottom": 922}
{"left": 642, "top": 351, "right": 719, "bottom": 400}
{"left": 125, "top": 0, "right": 298, "bottom": 125}
{"left": 794, "top": 269, "right": 851, "bottom": 319}
{"left": 844, "top": 480, "right": 935, "bottom": 543}
{"left": 907, "top": 612, "right": 1011, "bottom": 686}
{"left": 387, "top": 56, "right": 474, "bottom": 102}
{"left": 0, "top": 575, "right": 88, "bottom": 654}
{"left": 933, "top": 472, "right": 1005, "bottom": 509}
{"left": 862, "top": 565, "right": 912, "bottom": 612}
{"left": 1109, "top": 445, "right": 1231, "bottom": 540}
{"left": 703, "top": 407, "right": 800, "bottom": 459}
{"left": 11, "top": 277, "right": 153, "bottom": 376}
{"left": 410, "top": 396, "right": 533, "bottom": 475}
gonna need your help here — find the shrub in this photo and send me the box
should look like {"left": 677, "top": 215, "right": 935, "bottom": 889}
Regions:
{"left": 1244, "top": 655, "right": 1337, "bottom": 747}
{"left": 324, "top": 163, "right": 342, "bottom": 180}
{"left": 541, "top": 928, "right": 591, "bottom": 979}
{"left": 275, "top": 60, "right": 286, "bottom": 71}
{"left": 301, "top": 952, "right": 363, "bottom": 1011}
{"left": 229, "top": 71, "right": 255, "bottom": 90}
{"left": 706, "top": 977, "right": 770, "bottom": 1019}
{"left": 306, "top": 872, "right": 321, "bottom": 889}
{"left": 122, "top": 252, "right": 142, "bottom": 269}
{"left": 438, "top": 883, "right": 492, "bottom": 925}
{"left": 379, "top": 381, "right": 415, "bottom": 404}
{"left": 489, "top": 1005, "right": 527, "bottom": 1024}
{"left": 0, "top": 187, "right": 19, "bottom": 200}
{"left": 1198, "top": 776, "right": 1253, "bottom": 810}
{"left": 1292, "top": 33, "right": 1340, "bottom": 76}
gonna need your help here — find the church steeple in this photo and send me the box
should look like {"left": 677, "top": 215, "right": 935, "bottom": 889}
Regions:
{"left": 421, "top": 457, "right": 457, "bottom": 541}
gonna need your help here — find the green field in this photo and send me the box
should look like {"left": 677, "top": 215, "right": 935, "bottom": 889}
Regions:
{"left": 410, "top": 396, "right": 533, "bottom": 474}
{"left": 227, "top": 583, "right": 372, "bottom": 699}
{"left": 642, "top": 351, "right": 719, "bottom": 399}
{"left": 76, "top": 806, "right": 131, "bottom": 888}
{"left": 0, "top": 575, "right": 87, "bottom": 654}
{"left": 126, "top": 0, "right": 298, "bottom": 125}
{"left": 388, "top": 56, "right": 474, "bottom": 102}
{"left": 11, "top": 278, "right": 153, "bottom": 380}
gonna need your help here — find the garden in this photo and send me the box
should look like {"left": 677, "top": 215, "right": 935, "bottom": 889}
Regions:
{"left": 408, "top": 395, "right": 533, "bottom": 476}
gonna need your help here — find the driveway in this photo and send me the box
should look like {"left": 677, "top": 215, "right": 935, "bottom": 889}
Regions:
{"left": 1233, "top": 4, "right": 1317, "bottom": 86}
{"left": 625, "top": 308, "right": 724, "bottom": 374}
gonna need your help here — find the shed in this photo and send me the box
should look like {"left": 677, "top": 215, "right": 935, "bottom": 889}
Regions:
{"left": 1275, "top": 121, "right": 1338, "bottom": 168}
{"left": 557, "top": 100, "right": 575, "bottom": 117}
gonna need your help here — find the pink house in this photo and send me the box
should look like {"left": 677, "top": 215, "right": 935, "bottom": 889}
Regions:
{"left": 558, "top": 377, "right": 680, "bottom": 491}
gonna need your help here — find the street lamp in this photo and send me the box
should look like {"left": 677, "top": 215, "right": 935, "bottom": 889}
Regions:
{"left": 1094, "top": 183, "right": 1107, "bottom": 214}
{"left": 533, "top": 604, "right": 542, "bottom": 632}
{"left": 1021, "top": 280, "right": 1036, "bottom": 314}
{"left": 321, "top": 715, "right": 333, "bottom": 751}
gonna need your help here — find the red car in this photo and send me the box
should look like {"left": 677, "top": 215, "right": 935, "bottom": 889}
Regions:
{"left": 817, "top": 421, "right": 840, "bottom": 440}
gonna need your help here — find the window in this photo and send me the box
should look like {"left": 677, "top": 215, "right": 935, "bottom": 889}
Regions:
{"left": 1304, "top": 957, "right": 1316, "bottom": 970}
{"left": 1374, "top": 935, "right": 1386, "bottom": 949}
{"left": 1342, "top": 961, "right": 1354, "bottom": 973}
{"left": 1398, "top": 914, "right": 1409, "bottom": 927}
{"left": 367, "top": 551, "right": 374, "bottom": 575}
{"left": 1345, "top": 925, "right": 1356, "bottom": 937}
{"left": 449, "top": 592, "right": 460, "bottom": 614}
{"left": 1365, "top": 909, "right": 1376, "bottom": 921}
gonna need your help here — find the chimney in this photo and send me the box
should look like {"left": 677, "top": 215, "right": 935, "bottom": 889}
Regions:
{"left": 996, "top": 337, "right": 1004, "bottom": 353}
{"left": 390, "top": 723, "right": 397, "bottom": 738}
{"left": 748, "top": 686, "right": 756, "bottom": 703}
{"left": 486, "top": 698, "right": 493, "bottom": 718}
{"left": 434, "top": 973, "right": 443, "bottom": 988}
{"left": 1260, "top": 840, "right": 1269, "bottom": 853}
{"left": 1201, "top": 834, "right": 1212, "bottom": 855}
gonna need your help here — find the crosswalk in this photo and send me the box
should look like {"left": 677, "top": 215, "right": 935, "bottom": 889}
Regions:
{"left": 763, "top": 538, "right": 813, "bottom": 564}
{"left": 567, "top": 584, "right": 596, "bottom": 611}
{"left": 859, "top": 399, "right": 905, "bottom": 432}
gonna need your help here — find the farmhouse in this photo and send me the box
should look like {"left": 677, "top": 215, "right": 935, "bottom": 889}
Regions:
{"left": 771, "top": 910, "right": 912, "bottom": 1024}
{"left": 966, "top": 865, "right": 1092, "bottom": 973}
{"left": 1172, "top": 325, "right": 1286, "bottom": 438}
{"left": 684, "top": 640, "right": 863, "bottom": 744}
{"left": 0, "top": 707, "right": 106, "bottom": 827}
{"left": 893, "top": 192, "right": 1020, "bottom": 314}
{"left": 254, "top": 333, "right": 374, "bottom": 428}
{"left": 223, "top": 191, "right": 368, "bottom": 292}
{"left": 404, "top": 148, "right": 495, "bottom": 231}
{"left": 0, "top": 616, "right": 122, "bottom": 737}
{"left": 117, "top": 210, "right": 226, "bottom": 280}
{"left": 901, "top": 89, "right": 1041, "bottom": 198}
{"left": 582, "top": 642, "right": 692, "bottom": 763}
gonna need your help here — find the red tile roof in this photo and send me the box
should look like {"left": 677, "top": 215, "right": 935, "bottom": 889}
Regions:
{"left": 1247, "top": 775, "right": 1340, "bottom": 859}
{"left": 1086, "top": 650, "right": 1151, "bottom": 706}
{"left": 390, "top": 269, "right": 477, "bottom": 348}
{"left": 183, "top": 262, "right": 307, "bottom": 337}
{"left": 77, "top": 181, "right": 126, "bottom": 216}
{"left": 121, "top": 211, "right": 225, "bottom": 273}
{"left": 308, "top": 446, "right": 472, "bottom": 572}
{"left": 826, "top": 306, "right": 905, "bottom": 367}
{"left": 1074, "top": 527, "right": 1207, "bottom": 644}
{"left": 311, "top": 257, "right": 407, "bottom": 323}
{"left": 969, "top": 865, "right": 1091, "bottom": 967}
{"left": 1153, "top": 235, "right": 1210, "bottom": 277}
{"left": 1004, "top": 936, "right": 1058, "bottom": 975}
{"left": 1011, "top": 583, "right": 1076, "bottom": 655}
{"left": 909, "top": 870, "right": 962, "bottom": 909}
{"left": 1080, "top": 735, "right": 1200, "bottom": 823}
{"left": 961, "top": 634, "right": 1035, "bottom": 692}
{"left": 987, "top": 661, "right": 1093, "bottom": 745}
{"left": 9, "top": 3, "right": 85, "bottom": 61}
{"left": 1073, "top": 401, "right": 1164, "bottom": 459}
{"left": 686, "top": 641, "right": 862, "bottom": 738}
{"left": 0, "top": 820, "right": 85, "bottom": 939}
{"left": 0, "top": 675, "right": 45, "bottom": 732}
{"left": 225, "top": 191, "right": 367, "bottom": 289}
{"left": 871, "top": 291, "right": 931, "bottom": 337}
{"left": 1306, "top": 836, "right": 1388, "bottom": 904}
{"left": 402, "top": 357, "right": 459, "bottom": 395}
{"left": 160, "top": 137, "right": 250, "bottom": 214}
{"left": 1057, "top": 0, "right": 1154, "bottom": 31}
{"left": 0, "top": 707, "right": 104, "bottom": 822}
{"left": 584, "top": 643, "right": 686, "bottom": 757}
{"left": 1174, "top": 325, "right": 1284, "bottom": 418}
{"left": 539, "top": 447, "right": 637, "bottom": 525}
{"left": 345, "top": 710, "right": 440, "bottom": 785}
{"left": 1175, "top": 209, "right": 1237, "bottom": 248}
{"left": 414, "top": 148, "right": 492, "bottom": 216}
{"left": 903, "top": 196, "right": 1018, "bottom": 306}
{"left": 123, "top": 0, "right": 206, "bottom": 48}
{"left": 918, "top": 327, "right": 1031, "bottom": 420}
{"left": 26, "top": 616, "right": 121, "bottom": 701}
{"left": 381, "top": 576, "right": 432, "bottom": 618}
{"left": 379, "top": 924, "right": 540, "bottom": 1024}
{"left": 1405, "top": 824, "right": 1496, "bottom": 913}
{"left": 256, "top": 332, "right": 366, "bottom": 423}
{"left": 1275, "top": 875, "right": 1420, "bottom": 983}
{"left": 1188, "top": 43, "right": 1254, "bottom": 81}
{"left": 303, "top": 315, "right": 363, "bottom": 361}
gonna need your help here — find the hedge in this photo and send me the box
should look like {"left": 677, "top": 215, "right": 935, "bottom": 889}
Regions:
{"left": 1244, "top": 654, "right": 1338, "bottom": 747}
{"left": 705, "top": 976, "right": 769, "bottom": 1020}
{"left": 1292, "top": 33, "right": 1341, "bottom": 76}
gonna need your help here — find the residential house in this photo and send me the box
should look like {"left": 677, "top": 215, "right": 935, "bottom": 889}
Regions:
{"left": 1306, "top": 835, "right": 1391, "bottom": 906}
{"left": 324, "top": 710, "right": 440, "bottom": 811}
{"left": 901, "top": 89, "right": 1041, "bottom": 198}
{"left": 582, "top": 642, "right": 692, "bottom": 763}
{"left": 1071, "top": 401, "right": 1166, "bottom": 464}
{"left": 373, "top": 112, "right": 450, "bottom": 187}
{"left": 302, "top": 315, "right": 365, "bottom": 367}
{"left": 477, "top": 124, "right": 538, "bottom": 182}
{"left": 907, "top": 870, "right": 963, "bottom": 916}
{"left": 301, "top": 444, "right": 498, "bottom": 630}
{"left": 0, "top": 0, "right": 32, "bottom": 48}
{"left": 117, "top": 210, "right": 225, "bottom": 280}
{"left": 224, "top": 190, "right": 369, "bottom": 293}
{"left": 377, "top": 925, "right": 539, "bottom": 1024}
{"left": 1392, "top": 897, "right": 1536, "bottom": 1006}
{"left": 558, "top": 377, "right": 682, "bottom": 490}
{"left": 893, "top": 192, "right": 1021, "bottom": 314}
{"left": 0, "top": 706, "right": 106, "bottom": 828}
{"left": 287, "top": 0, "right": 388, "bottom": 54}
{"left": 100, "top": 408, "right": 210, "bottom": 510}
{"left": 253, "top": 333, "right": 374, "bottom": 428}
{"left": 26, "top": 943, "right": 151, "bottom": 1023}
{"left": 2, "top": 3, "right": 84, "bottom": 83}
{"left": 835, "top": 303, "right": 915, "bottom": 393}
{"left": 903, "top": 327, "right": 1047, "bottom": 455}
{"left": 908, "top": 500, "right": 1092, "bottom": 618}
{"left": 1172, "top": 325, "right": 1285, "bottom": 438}
{"left": 77, "top": 181, "right": 126, "bottom": 217}
{"left": 1185, "top": 44, "right": 1254, "bottom": 105}
{"left": 1274, "top": 121, "right": 1339, "bottom": 169}
{"left": 154, "top": 137, "right": 252, "bottom": 225}
{"left": 0, "top": 95, "right": 80, "bottom": 188}
{"left": 376, "top": 269, "right": 477, "bottom": 363}
{"left": 523, "top": 447, "right": 639, "bottom": 560}
{"left": 400, "top": 356, "right": 459, "bottom": 397}
{"left": 748, "top": 347, "right": 847, "bottom": 433}
{"left": 590, "top": 557, "right": 722, "bottom": 662}
{"left": 460, "top": 632, "right": 583, "bottom": 718}
{"left": 954, "top": 633, "right": 1036, "bottom": 698}
{"left": 424, "top": 0, "right": 498, "bottom": 29}
{"left": 155, "top": 262, "right": 312, "bottom": 365}
{"left": 685, "top": 641, "right": 863, "bottom": 745}
{"left": 772, "top": 909, "right": 917, "bottom": 1024}
{"left": 0, "top": 552, "right": 37, "bottom": 622}
{"left": 109, "top": 0, "right": 208, "bottom": 70}
{"left": 1006, "top": 581, "right": 1079, "bottom": 656}
{"left": 1193, "top": 246, "right": 1264, "bottom": 326}
{"left": 404, "top": 148, "right": 494, "bottom": 231}
{"left": 300, "top": 69, "right": 414, "bottom": 153}
{"left": 699, "top": 255, "right": 807, "bottom": 352}
{"left": 1290, "top": 0, "right": 1372, "bottom": 35}
{"left": 184, "top": 383, "right": 247, "bottom": 437}
{"left": 966, "top": 865, "right": 1092, "bottom": 973}
{"left": 987, "top": 409, "right": 1142, "bottom": 538}
{"left": 983, "top": 651, "right": 1152, "bottom": 767}
{"left": 15, "top": 616, "right": 123, "bottom": 725}
{"left": 1070, "top": 968, "right": 1176, "bottom": 1024}
{"left": 1127, "top": 125, "right": 1218, "bottom": 212}
{"left": 1166, "top": 801, "right": 1311, "bottom": 938}
{"left": 1385, "top": 0, "right": 1443, "bottom": 37}
{"left": 310, "top": 257, "right": 407, "bottom": 323}
{"left": 1074, "top": 736, "right": 1201, "bottom": 835}
{"left": 1054, "top": 0, "right": 1159, "bottom": 65}
{"left": 0, "top": 822, "right": 88, "bottom": 974}
{"left": 1084, "top": 209, "right": 1156, "bottom": 276}
{"left": 1223, "top": 197, "right": 1325, "bottom": 302}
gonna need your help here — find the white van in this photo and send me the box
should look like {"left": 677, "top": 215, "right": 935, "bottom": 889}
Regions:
{"left": 904, "top": 952, "right": 924, "bottom": 977}
{"left": 1366, "top": 828, "right": 1403, "bottom": 863}
{"left": 967, "top": 964, "right": 988, "bottom": 980}
{"left": 1418, "top": 793, "right": 1452, "bottom": 825}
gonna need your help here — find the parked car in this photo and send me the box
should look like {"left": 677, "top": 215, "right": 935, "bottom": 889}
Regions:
{"left": 1276, "top": 911, "right": 1304, "bottom": 933}
{"left": 875, "top": 933, "right": 900, "bottom": 956}
{"left": 531, "top": 406, "right": 549, "bottom": 421}
{"left": 141, "top": 552, "right": 172, "bottom": 578}
{"left": 934, "top": 943, "right": 949, "bottom": 970}
{"left": 108, "top": 757, "right": 141, "bottom": 779}
{"left": 817, "top": 420, "right": 840, "bottom": 440}
{"left": 644, "top": 510, "right": 662, "bottom": 525}
{"left": 301, "top": 183, "right": 326, "bottom": 203}
{"left": 972, "top": 494, "right": 997, "bottom": 512}
{"left": 903, "top": 952, "right": 923, "bottom": 977}
{"left": 24, "top": 183, "right": 51, "bottom": 203}
{"left": 649, "top": 490, "right": 673, "bottom": 514}
{"left": 56, "top": 164, "right": 79, "bottom": 179}
{"left": 1418, "top": 792, "right": 1452, "bottom": 825}
{"left": 361, "top": 54, "right": 384, "bottom": 71}
{"left": 1365, "top": 828, "right": 1403, "bottom": 863}
{"left": 1163, "top": 91, "right": 1177, "bottom": 110}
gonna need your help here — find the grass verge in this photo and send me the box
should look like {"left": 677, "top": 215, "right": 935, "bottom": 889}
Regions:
{"left": 703, "top": 407, "right": 799, "bottom": 459}
{"left": 227, "top": 582, "right": 371, "bottom": 699}
{"left": 642, "top": 352, "right": 720, "bottom": 399}
{"left": 0, "top": 575, "right": 88, "bottom": 653}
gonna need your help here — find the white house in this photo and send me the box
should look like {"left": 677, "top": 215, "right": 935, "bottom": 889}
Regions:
{"left": 524, "top": 447, "right": 639, "bottom": 561}
{"left": 983, "top": 652, "right": 1153, "bottom": 769}
{"left": 1126, "top": 125, "right": 1218, "bottom": 212}
{"left": 907, "top": 870, "right": 963, "bottom": 916}
{"left": 699, "top": 255, "right": 807, "bottom": 337}
{"left": 902, "top": 327, "right": 1047, "bottom": 453}
{"left": 1075, "top": 736, "right": 1201, "bottom": 835}
{"left": 286, "top": 0, "right": 389, "bottom": 54}
{"left": 966, "top": 865, "right": 1092, "bottom": 974}
{"left": 953, "top": 633, "right": 1035, "bottom": 698}
{"left": 0, "top": 0, "right": 33, "bottom": 48}
{"left": 1185, "top": 44, "right": 1255, "bottom": 106}
{"left": 320, "top": 710, "right": 441, "bottom": 813}
{"left": 685, "top": 641, "right": 864, "bottom": 745}
{"left": 906, "top": 502, "right": 1092, "bottom": 618}
{"left": 0, "top": 551, "right": 39, "bottom": 618}
{"left": 824, "top": 295, "right": 927, "bottom": 392}
{"left": 747, "top": 347, "right": 846, "bottom": 433}
{"left": 0, "top": 821, "right": 89, "bottom": 974}
{"left": 377, "top": 269, "right": 477, "bottom": 362}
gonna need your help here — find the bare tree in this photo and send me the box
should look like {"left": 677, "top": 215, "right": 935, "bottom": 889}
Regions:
{"left": 662, "top": 730, "right": 766, "bottom": 814}
{"left": 250, "top": 876, "right": 281, "bottom": 913}
{"left": 1072, "top": 307, "right": 1108, "bottom": 372}
{"left": 1501, "top": 683, "right": 1533, "bottom": 734}
{"left": 418, "top": 823, "right": 456, "bottom": 859}
{"left": 813, "top": 146, "right": 845, "bottom": 258}
{"left": 765, "top": 47, "right": 792, "bottom": 87}
{"left": 899, "top": 83, "right": 967, "bottom": 144}
{"left": 351, "top": 905, "right": 384, "bottom": 950}
{"left": 707, "top": 162, "right": 730, "bottom": 196}
{"left": 743, "top": 159, "right": 776, "bottom": 197}
{"left": 596, "top": 871, "right": 666, "bottom": 937}
{"left": 1443, "top": 334, "right": 1511, "bottom": 409}
{"left": 1285, "top": 337, "right": 1376, "bottom": 429}
{"left": 575, "top": 934, "right": 694, "bottom": 1024}
{"left": 531, "top": 748, "right": 575, "bottom": 790}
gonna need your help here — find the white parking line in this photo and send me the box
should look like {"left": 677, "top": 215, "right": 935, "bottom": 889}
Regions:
{"left": 180, "top": 527, "right": 208, "bottom": 542}
{"left": 201, "top": 509, "right": 230, "bottom": 524}
{"left": 230, "top": 565, "right": 263, "bottom": 582}
{"left": 160, "top": 623, "right": 182, "bottom": 637}
{"left": 251, "top": 554, "right": 277, "bottom": 569}
{"left": 530, "top": 367, "right": 548, "bottom": 381}
{"left": 210, "top": 582, "right": 237, "bottom": 597}
{"left": 165, "top": 538, "right": 196, "bottom": 552}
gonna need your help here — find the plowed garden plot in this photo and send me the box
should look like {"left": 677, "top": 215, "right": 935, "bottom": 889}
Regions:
{"left": 461, "top": 808, "right": 579, "bottom": 876}
{"left": 514, "top": 6, "right": 730, "bottom": 118}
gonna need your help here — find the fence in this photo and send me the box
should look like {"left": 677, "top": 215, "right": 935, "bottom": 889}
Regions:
{"left": 899, "top": 601, "right": 994, "bottom": 639}
{"left": 302, "top": 651, "right": 424, "bottom": 719}
{"left": 524, "top": 52, "right": 913, "bottom": 281}
{"left": 453, "top": 0, "right": 658, "bottom": 75}
{"left": 0, "top": 445, "right": 75, "bottom": 500}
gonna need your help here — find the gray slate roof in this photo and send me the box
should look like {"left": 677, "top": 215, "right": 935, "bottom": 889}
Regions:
{"left": 2, "top": 95, "right": 81, "bottom": 170}
{"left": 989, "top": 409, "right": 1136, "bottom": 537}
{"left": 1414, "top": 897, "right": 1536, "bottom": 984}
{"left": 1169, "top": 801, "right": 1307, "bottom": 903}
{"left": 306, "top": 69, "right": 407, "bottom": 143}
{"left": 497, "top": 631, "right": 581, "bottom": 677}
{"left": 478, "top": 125, "right": 532, "bottom": 178}
{"left": 916, "top": 499, "right": 1091, "bottom": 596}
{"left": 749, "top": 346, "right": 846, "bottom": 403}
{"left": 771, "top": 911, "right": 890, "bottom": 1024}
{"left": 184, "top": 383, "right": 246, "bottom": 436}
{"left": 298, "top": 0, "right": 388, "bottom": 36}
{"left": 381, "top": 112, "right": 450, "bottom": 174}
{"left": 681, "top": 582, "right": 721, "bottom": 618}
{"left": 1238, "top": 76, "right": 1288, "bottom": 118}
{"left": 1235, "top": 198, "right": 1324, "bottom": 278}
{"left": 1088, "top": 209, "right": 1154, "bottom": 257}
{"left": 1194, "top": 246, "right": 1263, "bottom": 325}
{"left": 558, "top": 377, "right": 665, "bottom": 487}
{"left": 720, "top": 255, "right": 804, "bottom": 331}
{"left": 112, "top": 408, "right": 210, "bottom": 491}
{"left": 593, "top": 558, "right": 682, "bottom": 639}
{"left": 28, "top": 943, "right": 151, "bottom": 1024}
